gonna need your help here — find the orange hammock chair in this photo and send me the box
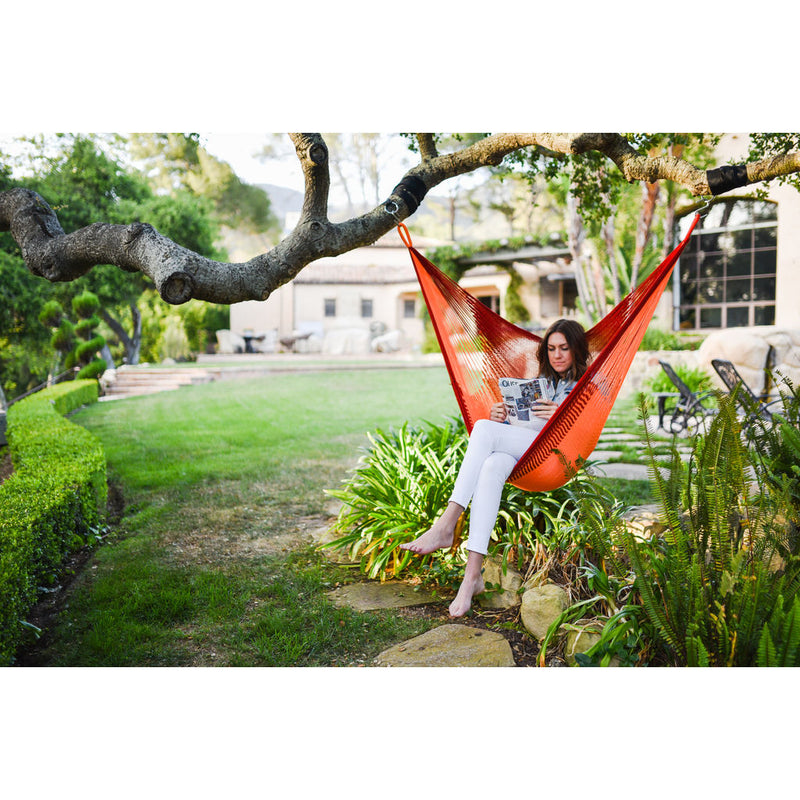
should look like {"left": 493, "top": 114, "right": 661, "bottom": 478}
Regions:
{"left": 398, "top": 213, "right": 700, "bottom": 492}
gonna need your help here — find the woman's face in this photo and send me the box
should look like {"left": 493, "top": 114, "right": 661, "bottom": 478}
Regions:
{"left": 546, "top": 331, "right": 574, "bottom": 376}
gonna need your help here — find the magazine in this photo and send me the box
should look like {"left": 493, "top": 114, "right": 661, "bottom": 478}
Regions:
{"left": 498, "top": 376, "right": 554, "bottom": 428}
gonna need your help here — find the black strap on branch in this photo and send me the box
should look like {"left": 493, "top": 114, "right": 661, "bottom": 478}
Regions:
{"left": 706, "top": 164, "right": 749, "bottom": 196}
{"left": 388, "top": 175, "right": 428, "bottom": 215}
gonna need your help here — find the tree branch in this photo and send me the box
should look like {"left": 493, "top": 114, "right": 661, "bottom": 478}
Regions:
{"left": 417, "top": 134, "right": 438, "bottom": 161}
{"left": 2, "top": 133, "right": 799, "bottom": 306}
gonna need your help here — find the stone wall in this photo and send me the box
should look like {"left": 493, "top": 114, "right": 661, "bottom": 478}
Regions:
{"left": 619, "top": 328, "right": 800, "bottom": 400}
{"left": 620, "top": 349, "right": 701, "bottom": 399}
{"left": 697, "top": 327, "right": 800, "bottom": 397}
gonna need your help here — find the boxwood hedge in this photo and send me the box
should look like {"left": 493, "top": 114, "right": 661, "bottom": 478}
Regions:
{"left": 0, "top": 380, "right": 106, "bottom": 664}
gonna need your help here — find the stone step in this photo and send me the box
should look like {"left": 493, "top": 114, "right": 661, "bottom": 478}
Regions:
{"left": 374, "top": 624, "right": 515, "bottom": 667}
{"left": 101, "top": 367, "right": 216, "bottom": 399}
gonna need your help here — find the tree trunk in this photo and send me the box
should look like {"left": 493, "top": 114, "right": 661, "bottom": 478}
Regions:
{"left": 631, "top": 180, "right": 660, "bottom": 288}
{"left": 566, "top": 192, "right": 600, "bottom": 323}
{"left": 601, "top": 205, "right": 620, "bottom": 306}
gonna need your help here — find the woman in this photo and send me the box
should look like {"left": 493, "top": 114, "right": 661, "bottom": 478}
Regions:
{"left": 400, "top": 319, "right": 590, "bottom": 617}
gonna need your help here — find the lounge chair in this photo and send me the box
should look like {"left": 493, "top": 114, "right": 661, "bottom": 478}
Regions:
{"left": 711, "top": 358, "right": 783, "bottom": 431}
{"left": 656, "top": 360, "right": 718, "bottom": 434}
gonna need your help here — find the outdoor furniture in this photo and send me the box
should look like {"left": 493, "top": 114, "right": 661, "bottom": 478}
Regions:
{"left": 279, "top": 331, "right": 313, "bottom": 352}
{"left": 657, "top": 360, "right": 718, "bottom": 434}
{"left": 711, "top": 358, "right": 783, "bottom": 431}
{"left": 652, "top": 390, "right": 681, "bottom": 431}
{"left": 241, "top": 332, "right": 263, "bottom": 353}
{"left": 215, "top": 329, "right": 246, "bottom": 354}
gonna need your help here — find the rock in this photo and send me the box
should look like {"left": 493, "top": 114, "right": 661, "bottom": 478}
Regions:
{"left": 326, "top": 581, "right": 436, "bottom": 611}
{"left": 374, "top": 624, "right": 515, "bottom": 667}
{"left": 520, "top": 583, "right": 570, "bottom": 640}
{"left": 478, "top": 555, "right": 523, "bottom": 610}
{"left": 621, "top": 504, "right": 667, "bottom": 542}
{"left": 565, "top": 624, "right": 599, "bottom": 665}
{"left": 521, "top": 567, "right": 549, "bottom": 593}
{"left": 564, "top": 623, "right": 621, "bottom": 667}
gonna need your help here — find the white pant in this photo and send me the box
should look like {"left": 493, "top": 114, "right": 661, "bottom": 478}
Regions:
{"left": 449, "top": 419, "right": 542, "bottom": 555}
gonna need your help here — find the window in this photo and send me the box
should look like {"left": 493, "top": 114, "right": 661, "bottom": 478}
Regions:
{"left": 324, "top": 298, "right": 336, "bottom": 317}
{"left": 477, "top": 294, "right": 500, "bottom": 314}
{"left": 677, "top": 200, "right": 777, "bottom": 330}
{"left": 361, "top": 298, "right": 373, "bottom": 318}
{"left": 403, "top": 298, "right": 416, "bottom": 319}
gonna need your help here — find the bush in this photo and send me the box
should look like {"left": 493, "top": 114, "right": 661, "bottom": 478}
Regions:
{"left": 325, "top": 416, "right": 608, "bottom": 588}
{"left": 580, "top": 394, "right": 800, "bottom": 666}
{"left": 325, "top": 417, "right": 468, "bottom": 584}
{"left": 639, "top": 326, "right": 704, "bottom": 352}
{"left": 645, "top": 362, "right": 714, "bottom": 396}
{"left": 0, "top": 380, "right": 106, "bottom": 664}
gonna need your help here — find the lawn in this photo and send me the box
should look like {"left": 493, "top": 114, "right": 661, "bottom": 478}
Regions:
{"left": 21, "top": 368, "right": 463, "bottom": 666}
{"left": 18, "top": 366, "right": 656, "bottom": 667}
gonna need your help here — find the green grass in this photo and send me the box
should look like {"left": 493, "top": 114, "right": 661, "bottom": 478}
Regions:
{"left": 20, "top": 367, "right": 660, "bottom": 666}
{"left": 22, "top": 368, "right": 460, "bottom": 666}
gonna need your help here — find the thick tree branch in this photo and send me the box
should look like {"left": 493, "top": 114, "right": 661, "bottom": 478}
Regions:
{"left": 2, "top": 133, "right": 799, "bottom": 306}
{"left": 417, "top": 134, "right": 438, "bottom": 161}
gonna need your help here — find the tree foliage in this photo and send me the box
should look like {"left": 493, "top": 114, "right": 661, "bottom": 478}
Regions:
{"left": 128, "top": 133, "right": 280, "bottom": 234}
{"left": 0, "top": 136, "right": 232, "bottom": 397}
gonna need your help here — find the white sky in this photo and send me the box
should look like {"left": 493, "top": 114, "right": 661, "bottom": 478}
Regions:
{"left": 199, "top": 133, "right": 416, "bottom": 203}
{"left": 200, "top": 133, "right": 301, "bottom": 187}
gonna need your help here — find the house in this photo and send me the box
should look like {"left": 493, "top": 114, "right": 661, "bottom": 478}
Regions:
{"left": 673, "top": 133, "right": 800, "bottom": 332}
{"left": 230, "top": 227, "right": 436, "bottom": 354}
{"left": 228, "top": 226, "right": 576, "bottom": 354}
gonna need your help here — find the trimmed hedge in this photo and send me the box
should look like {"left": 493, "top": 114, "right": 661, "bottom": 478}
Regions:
{"left": 0, "top": 380, "right": 106, "bottom": 664}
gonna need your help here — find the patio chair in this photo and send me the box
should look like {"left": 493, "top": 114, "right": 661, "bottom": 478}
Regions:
{"left": 656, "top": 360, "right": 718, "bottom": 434}
{"left": 711, "top": 358, "right": 784, "bottom": 431}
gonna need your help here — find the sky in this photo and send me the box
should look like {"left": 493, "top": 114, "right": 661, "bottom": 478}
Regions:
{"left": 199, "top": 133, "right": 415, "bottom": 204}
{"left": 201, "top": 133, "right": 301, "bottom": 187}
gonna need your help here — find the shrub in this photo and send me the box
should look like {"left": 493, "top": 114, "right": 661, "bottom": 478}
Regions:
{"left": 325, "top": 417, "right": 468, "bottom": 584}
{"left": 325, "top": 416, "right": 609, "bottom": 588}
{"left": 748, "top": 374, "right": 800, "bottom": 524}
{"left": 0, "top": 380, "right": 106, "bottom": 664}
{"left": 582, "top": 394, "right": 800, "bottom": 666}
{"left": 639, "top": 326, "right": 704, "bottom": 352}
{"left": 645, "top": 362, "right": 714, "bottom": 397}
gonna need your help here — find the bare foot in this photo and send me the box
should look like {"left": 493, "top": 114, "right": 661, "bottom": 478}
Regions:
{"left": 448, "top": 574, "right": 485, "bottom": 618}
{"left": 399, "top": 522, "right": 454, "bottom": 555}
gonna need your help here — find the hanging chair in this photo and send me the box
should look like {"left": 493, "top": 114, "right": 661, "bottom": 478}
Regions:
{"left": 398, "top": 213, "right": 700, "bottom": 492}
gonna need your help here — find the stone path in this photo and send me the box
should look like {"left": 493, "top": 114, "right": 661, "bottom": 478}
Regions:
{"left": 327, "top": 581, "right": 436, "bottom": 611}
{"left": 374, "top": 624, "right": 515, "bottom": 667}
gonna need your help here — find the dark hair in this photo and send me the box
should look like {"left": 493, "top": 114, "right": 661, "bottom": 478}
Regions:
{"left": 536, "top": 319, "right": 589, "bottom": 383}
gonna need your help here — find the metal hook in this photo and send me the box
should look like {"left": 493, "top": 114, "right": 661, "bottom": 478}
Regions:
{"left": 384, "top": 200, "right": 403, "bottom": 226}
{"left": 696, "top": 198, "right": 714, "bottom": 218}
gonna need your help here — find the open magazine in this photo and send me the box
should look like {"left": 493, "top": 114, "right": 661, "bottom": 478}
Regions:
{"left": 498, "top": 376, "right": 554, "bottom": 428}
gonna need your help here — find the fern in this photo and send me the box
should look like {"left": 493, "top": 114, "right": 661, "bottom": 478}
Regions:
{"left": 757, "top": 595, "right": 800, "bottom": 666}
{"left": 614, "top": 392, "right": 800, "bottom": 665}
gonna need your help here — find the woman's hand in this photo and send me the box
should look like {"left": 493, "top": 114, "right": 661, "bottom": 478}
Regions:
{"left": 532, "top": 400, "right": 559, "bottom": 419}
{"left": 489, "top": 402, "right": 507, "bottom": 422}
